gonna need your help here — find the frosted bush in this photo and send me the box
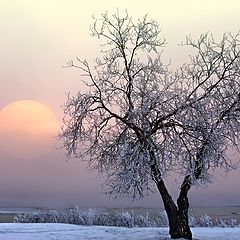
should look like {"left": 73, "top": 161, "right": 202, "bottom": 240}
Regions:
{"left": 157, "top": 210, "right": 168, "bottom": 227}
{"left": 198, "top": 214, "right": 213, "bottom": 227}
{"left": 113, "top": 211, "right": 134, "bottom": 227}
{"left": 216, "top": 218, "right": 238, "bottom": 228}
{"left": 134, "top": 212, "right": 152, "bottom": 227}
{"left": 227, "top": 219, "right": 238, "bottom": 228}
{"left": 14, "top": 207, "right": 168, "bottom": 227}
{"left": 13, "top": 207, "right": 239, "bottom": 228}
{"left": 188, "top": 209, "right": 197, "bottom": 227}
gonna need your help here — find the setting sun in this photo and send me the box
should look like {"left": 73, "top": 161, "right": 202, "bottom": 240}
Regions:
{"left": 0, "top": 100, "right": 60, "bottom": 136}
{"left": 0, "top": 100, "right": 60, "bottom": 159}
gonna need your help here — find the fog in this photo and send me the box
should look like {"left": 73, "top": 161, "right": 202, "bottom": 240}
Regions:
{"left": 0, "top": 135, "right": 239, "bottom": 209}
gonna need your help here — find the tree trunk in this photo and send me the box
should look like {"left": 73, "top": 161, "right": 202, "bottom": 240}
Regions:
{"left": 150, "top": 155, "right": 192, "bottom": 239}
{"left": 156, "top": 178, "right": 192, "bottom": 239}
{"left": 170, "top": 195, "right": 192, "bottom": 239}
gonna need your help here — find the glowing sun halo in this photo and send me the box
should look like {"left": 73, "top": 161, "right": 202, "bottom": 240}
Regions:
{"left": 0, "top": 100, "right": 60, "bottom": 159}
{"left": 0, "top": 100, "right": 59, "bottom": 135}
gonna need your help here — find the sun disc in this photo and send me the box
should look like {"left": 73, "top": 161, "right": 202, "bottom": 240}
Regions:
{"left": 0, "top": 100, "right": 60, "bottom": 135}
{"left": 0, "top": 100, "right": 60, "bottom": 159}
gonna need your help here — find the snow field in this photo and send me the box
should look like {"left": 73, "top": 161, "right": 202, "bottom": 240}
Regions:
{"left": 1, "top": 223, "right": 240, "bottom": 240}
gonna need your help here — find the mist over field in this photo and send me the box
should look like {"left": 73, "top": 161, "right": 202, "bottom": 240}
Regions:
{"left": 0, "top": 131, "right": 239, "bottom": 209}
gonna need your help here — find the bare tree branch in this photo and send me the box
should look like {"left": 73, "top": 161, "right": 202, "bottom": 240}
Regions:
{"left": 59, "top": 11, "right": 240, "bottom": 239}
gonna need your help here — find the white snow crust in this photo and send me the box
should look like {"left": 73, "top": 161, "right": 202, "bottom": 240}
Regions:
{"left": 1, "top": 223, "right": 240, "bottom": 240}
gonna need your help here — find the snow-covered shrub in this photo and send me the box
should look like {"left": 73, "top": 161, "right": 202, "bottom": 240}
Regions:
{"left": 14, "top": 207, "right": 239, "bottom": 228}
{"left": 68, "top": 207, "right": 96, "bottom": 225}
{"left": 156, "top": 210, "right": 168, "bottom": 227}
{"left": 188, "top": 209, "right": 196, "bottom": 227}
{"left": 198, "top": 214, "right": 214, "bottom": 227}
{"left": 196, "top": 214, "right": 239, "bottom": 228}
{"left": 216, "top": 218, "right": 238, "bottom": 228}
{"left": 134, "top": 212, "right": 152, "bottom": 227}
{"left": 14, "top": 210, "right": 61, "bottom": 223}
{"left": 11, "top": 207, "right": 182, "bottom": 227}
{"left": 111, "top": 211, "right": 135, "bottom": 227}
{"left": 14, "top": 208, "right": 168, "bottom": 227}
{"left": 226, "top": 218, "right": 238, "bottom": 228}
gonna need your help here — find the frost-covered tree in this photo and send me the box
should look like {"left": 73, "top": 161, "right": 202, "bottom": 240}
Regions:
{"left": 59, "top": 11, "right": 240, "bottom": 239}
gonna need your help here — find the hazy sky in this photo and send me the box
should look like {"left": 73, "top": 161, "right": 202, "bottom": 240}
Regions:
{"left": 0, "top": 0, "right": 240, "bottom": 209}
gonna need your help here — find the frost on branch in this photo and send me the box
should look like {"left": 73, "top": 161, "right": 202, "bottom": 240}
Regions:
{"left": 59, "top": 11, "right": 240, "bottom": 202}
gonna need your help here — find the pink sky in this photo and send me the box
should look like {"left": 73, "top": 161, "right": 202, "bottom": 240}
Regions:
{"left": 0, "top": 0, "right": 240, "bottom": 208}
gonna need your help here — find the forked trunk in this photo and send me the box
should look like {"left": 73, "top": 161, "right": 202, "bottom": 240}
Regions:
{"left": 155, "top": 176, "right": 192, "bottom": 239}
{"left": 150, "top": 156, "right": 192, "bottom": 239}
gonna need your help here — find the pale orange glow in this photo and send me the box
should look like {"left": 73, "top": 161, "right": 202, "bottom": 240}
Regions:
{"left": 0, "top": 100, "right": 60, "bottom": 159}
{"left": 0, "top": 100, "right": 60, "bottom": 136}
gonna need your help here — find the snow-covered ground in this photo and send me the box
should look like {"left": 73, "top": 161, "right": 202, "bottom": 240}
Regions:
{"left": 0, "top": 223, "right": 240, "bottom": 240}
